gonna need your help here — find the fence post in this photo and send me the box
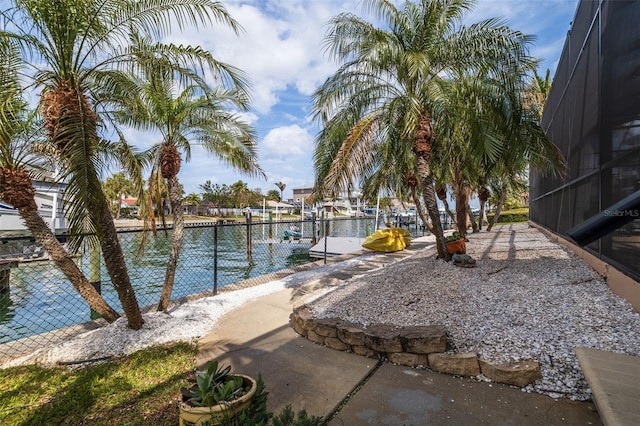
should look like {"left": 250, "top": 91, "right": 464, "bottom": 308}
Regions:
{"left": 311, "top": 212, "right": 317, "bottom": 245}
{"left": 89, "top": 246, "right": 101, "bottom": 320}
{"left": 246, "top": 210, "right": 252, "bottom": 256}
{"left": 323, "top": 218, "right": 329, "bottom": 265}
{"left": 213, "top": 224, "right": 218, "bottom": 295}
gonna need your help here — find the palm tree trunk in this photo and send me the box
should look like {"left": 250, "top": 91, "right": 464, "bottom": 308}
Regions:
{"left": 115, "top": 197, "right": 122, "bottom": 220}
{"left": 477, "top": 185, "right": 490, "bottom": 231}
{"left": 414, "top": 111, "right": 448, "bottom": 259}
{"left": 468, "top": 207, "right": 479, "bottom": 233}
{"left": 478, "top": 204, "right": 488, "bottom": 230}
{"left": 453, "top": 168, "right": 468, "bottom": 237}
{"left": 487, "top": 181, "right": 508, "bottom": 231}
{"left": 437, "top": 187, "right": 456, "bottom": 223}
{"left": 97, "top": 195, "right": 144, "bottom": 329}
{"left": 442, "top": 198, "right": 456, "bottom": 223}
{"left": 420, "top": 172, "right": 447, "bottom": 258}
{"left": 157, "top": 175, "right": 184, "bottom": 312}
{"left": 410, "top": 185, "right": 433, "bottom": 233}
{"left": 19, "top": 206, "right": 120, "bottom": 322}
{"left": 465, "top": 185, "right": 478, "bottom": 233}
{"left": 478, "top": 199, "right": 487, "bottom": 231}
{"left": 147, "top": 191, "right": 157, "bottom": 234}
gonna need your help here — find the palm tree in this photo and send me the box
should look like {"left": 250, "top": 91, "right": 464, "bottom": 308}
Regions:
{"left": 119, "top": 68, "right": 263, "bottom": 312}
{"left": 0, "top": 40, "right": 119, "bottom": 322}
{"left": 266, "top": 189, "right": 281, "bottom": 201}
{"left": 275, "top": 182, "right": 286, "bottom": 202}
{"left": 200, "top": 180, "right": 229, "bottom": 215}
{"left": 183, "top": 192, "right": 202, "bottom": 215}
{"left": 530, "top": 68, "right": 552, "bottom": 120}
{"left": 431, "top": 60, "right": 564, "bottom": 236}
{"left": 0, "top": 0, "right": 244, "bottom": 329}
{"left": 313, "top": 0, "right": 538, "bottom": 258}
{"left": 103, "top": 172, "right": 134, "bottom": 219}
{"left": 230, "top": 180, "right": 252, "bottom": 209}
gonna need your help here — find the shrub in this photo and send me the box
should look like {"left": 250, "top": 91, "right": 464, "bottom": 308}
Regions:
{"left": 488, "top": 208, "right": 529, "bottom": 224}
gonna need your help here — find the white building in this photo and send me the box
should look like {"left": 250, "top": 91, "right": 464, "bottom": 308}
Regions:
{"left": 0, "top": 180, "right": 67, "bottom": 235}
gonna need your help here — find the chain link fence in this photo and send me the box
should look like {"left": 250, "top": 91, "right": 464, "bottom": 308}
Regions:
{"left": 0, "top": 215, "right": 428, "bottom": 362}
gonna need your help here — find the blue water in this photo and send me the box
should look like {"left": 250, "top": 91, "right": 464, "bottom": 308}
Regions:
{"left": 0, "top": 218, "right": 409, "bottom": 344}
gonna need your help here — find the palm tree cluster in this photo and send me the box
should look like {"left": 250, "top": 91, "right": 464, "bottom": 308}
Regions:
{"left": 0, "top": 0, "right": 565, "bottom": 333}
{"left": 0, "top": 0, "right": 262, "bottom": 327}
{"left": 312, "top": 0, "right": 565, "bottom": 259}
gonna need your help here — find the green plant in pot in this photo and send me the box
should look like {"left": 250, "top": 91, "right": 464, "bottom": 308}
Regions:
{"left": 445, "top": 231, "right": 466, "bottom": 254}
{"left": 180, "top": 360, "right": 257, "bottom": 426}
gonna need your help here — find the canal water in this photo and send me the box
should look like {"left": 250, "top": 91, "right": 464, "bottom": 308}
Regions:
{"left": 0, "top": 217, "right": 405, "bottom": 344}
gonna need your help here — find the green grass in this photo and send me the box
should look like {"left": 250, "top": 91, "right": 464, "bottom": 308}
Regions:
{"left": 0, "top": 342, "right": 323, "bottom": 426}
{"left": 0, "top": 342, "right": 197, "bottom": 426}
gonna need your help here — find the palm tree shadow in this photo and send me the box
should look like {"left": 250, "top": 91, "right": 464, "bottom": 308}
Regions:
{"left": 477, "top": 225, "right": 518, "bottom": 262}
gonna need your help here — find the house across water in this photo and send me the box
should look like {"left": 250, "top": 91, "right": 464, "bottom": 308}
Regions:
{"left": 0, "top": 180, "right": 67, "bottom": 236}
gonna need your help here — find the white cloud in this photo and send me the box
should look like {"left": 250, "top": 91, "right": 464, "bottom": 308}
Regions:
{"left": 261, "top": 124, "right": 313, "bottom": 158}
{"left": 235, "top": 110, "right": 259, "bottom": 126}
{"left": 168, "top": 1, "right": 349, "bottom": 114}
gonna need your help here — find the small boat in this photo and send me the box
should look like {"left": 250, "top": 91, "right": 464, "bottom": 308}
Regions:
{"left": 282, "top": 225, "right": 303, "bottom": 240}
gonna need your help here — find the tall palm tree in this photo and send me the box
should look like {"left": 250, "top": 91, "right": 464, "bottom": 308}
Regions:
{"left": 313, "top": 0, "right": 538, "bottom": 258}
{"left": 0, "top": 0, "right": 244, "bottom": 329}
{"left": 275, "top": 181, "right": 286, "bottom": 202}
{"left": 0, "top": 40, "right": 119, "bottom": 322}
{"left": 119, "top": 68, "right": 263, "bottom": 312}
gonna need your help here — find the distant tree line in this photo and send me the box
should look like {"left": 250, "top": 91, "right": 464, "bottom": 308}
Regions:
{"left": 102, "top": 175, "right": 283, "bottom": 216}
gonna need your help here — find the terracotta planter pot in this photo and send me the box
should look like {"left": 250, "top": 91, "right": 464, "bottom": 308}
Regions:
{"left": 179, "top": 374, "right": 257, "bottom": 426}
{"left": 446, "top": 239, "right": 466, "bottom": 254}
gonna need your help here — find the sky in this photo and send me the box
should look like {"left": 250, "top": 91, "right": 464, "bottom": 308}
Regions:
{"left": 123, "top": 0, "right": 581, "bottom": 200}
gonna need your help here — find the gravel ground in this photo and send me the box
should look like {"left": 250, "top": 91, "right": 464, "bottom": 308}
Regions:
{"left": 305, "top": 223, "right": 640, "bottom": 401}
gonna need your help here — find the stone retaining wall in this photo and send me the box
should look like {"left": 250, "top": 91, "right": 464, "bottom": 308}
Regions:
{"left": 290, "top": 305, "right": 541, "bottom": 388}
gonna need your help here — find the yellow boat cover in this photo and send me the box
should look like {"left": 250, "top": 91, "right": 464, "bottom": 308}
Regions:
{"left": 361, "top": 228, "right": 411, "bottom": 252}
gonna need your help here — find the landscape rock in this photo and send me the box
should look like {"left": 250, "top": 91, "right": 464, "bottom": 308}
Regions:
{"left": 290, "top": 306, "right": 314, "bottom": 334}
{"left": 313, "top": 318, "right": 340, "bottom": 337}
{"left": 388, "top": 352, "right": 428, "bottom": 367}
{"left": 400, "top": 325, "right": 448, "bottom": 354}
{"left": 428, "top": 352, "right": 480, "bottom": 376}
{"left": 306, "top": 329, "right": 325, "bottom": 345}
{"left": 479, "top": 359, "right": 542, "bottom": 387}
{"left": 337, "top": 324, "right": 366, "bottom": 346}
{"left": 364, "top": 324, "right": 403, "bottom": 353}
{"left": 352, "top": 345, "right": 378, "bottom": 357}
{"left": 324, "top": 337, "right": 351, "bottom": 351}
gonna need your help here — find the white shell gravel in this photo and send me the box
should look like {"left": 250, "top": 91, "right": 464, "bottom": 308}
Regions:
{"left": 305, "top": 223, "right": 640, "bottom": 401}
